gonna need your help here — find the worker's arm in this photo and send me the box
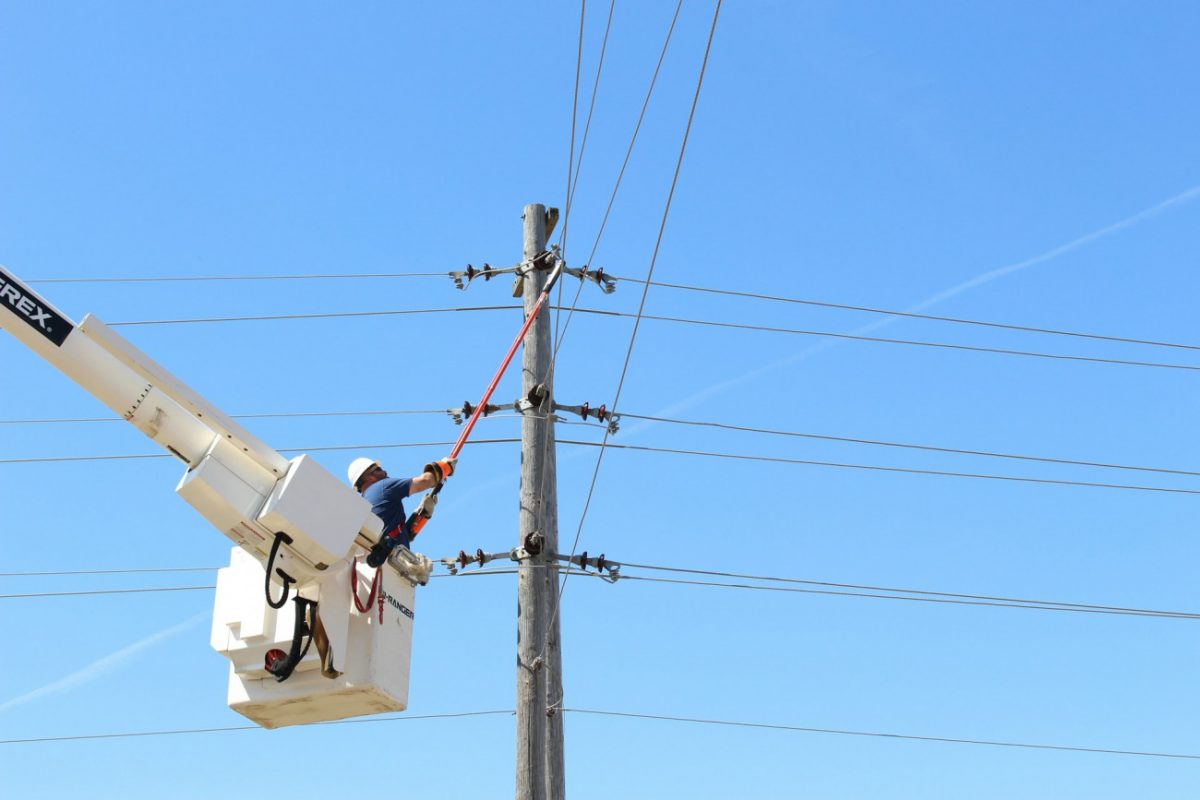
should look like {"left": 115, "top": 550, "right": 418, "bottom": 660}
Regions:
{"left": 410, "top": 457, "right": 455, "bottom": 493}
{"left": 410, "top": 470, "right": 437, "bottom": 493}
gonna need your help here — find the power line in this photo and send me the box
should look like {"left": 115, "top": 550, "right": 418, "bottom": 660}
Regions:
{"left": 558, "top": 0, "right": 586, "bottom": 257}
{"left": 0, "top": 567, "right": 218, "bottom": 577}
{"left": 92, "top": 304, "right": 1200, "bottom": 372}
{"left": 0, "top": 586, "right": 214, "bottom": 599}
{"left": 547, "top": 0, "right": 681, "bottom": 385}
{"left": 562, "top": 709, "right": 1200, "bottom": 762}
{"left": 556, "top": 440, "right": 1200, "bottom": 495}
{"left": 613, "top": 573, "right": 1197, "bottom": 620}
{"left": 618, "top": 561, "right": 1200, "bottom": 618}
{"left": 625, "top": 311, "right": 1200, "bottom": 372}
{"left": 0, "top": 566, "right": 522, "bottom": 579}
{"left": 24, "top": 270, "right": 1199, "bottom": 354}
{"left": 23, "top": 265, "right": 1200, "bottom": 355}
{"left": 617, "top": 413, "right": 1200, "bottom": 478}
{"left": 108, "top": 305, "right": 522, "bottom": 326}
{"left": 539, "top": 0, "right": 682, "bottom": 563}
{"left": 634, "top": 279, "right": 1200, "bottom": 353}
{"left": 0, "top": 438, "right": 520, "bottom": 465}
{"left": 557, "top": 0, "right": 723, "bottom": 640}
{"left": 5, "top": 704, "right": 1190, "bottom": 761}
{"left": 562, "top": 0, "right": 616, "bottom": 247}
{"left": 26, "top": 272, "right": 447, "bottom": 284}
{"left": 0, "top": 710, "right": 514, "bottom": 746}
{"left": 0, "top": 569, "right": 527, "bottom": 596}
{"left": 6, "top": 438, "right": 1198, "bottom": 495}
{"left": 9, "top": 560, "right": 1192, "bottom": 621}
{"left": 5, "top": 406, "right": 1196, "bottom": 480}
{"left": 0, "top": 409, "right": 446, "bottom": 425}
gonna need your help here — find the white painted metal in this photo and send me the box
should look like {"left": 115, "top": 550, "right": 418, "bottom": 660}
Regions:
{"left": 0, "top": 265, "right": 376, "bottom": 582}
{"left": 78, "top": 314, "right": 290, "bottom": 477}
{"left": 212, "top": 547, "right": 415, "bottom": 729}
{"left": 257, "top": 454, "right": 375, "bottom": 570}
{"left": 2, "top": 265, "right": 416, "bottom": 728}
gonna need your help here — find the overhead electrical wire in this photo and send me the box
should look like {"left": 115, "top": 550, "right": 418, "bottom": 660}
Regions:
{"left": 0, "top": 439, "right": 521, "bottom": 464}
{"left": 5, "top": 407, "right": 1197, "bottom": 480}
{"left": 543, "top": 0, "right": 618, "bottom": 545}
{"left": 0, "top": 409, "right": 446, "bottom": 424}
{"left": 551, "top": 0, "right": 617, "bottom": 359}
{"left": 555, "top": 440, "right": 1200, "bottom": 495}
{"left": 539, "top": 0, "right": 683, "bottom": 542}
{"left": 0, "top": 586, "right": 215, "bottom": 599}
{"left": 3, "top": 704, "right": 1192, "bottom": 761}
{"left": 547, "top": 4, "right": 725, "bottom": 702}
{"left": 8, "top": 563, "right": 1196, "bottom": 624}
{"left": 0, "top": 567, "right": 218, "bottom": 577}
{"left": 557, "top": 0, "right": 587, "bottom": 259}
{"left": 26, "top": 272, "right": 446, "bottom": 283}
{"left": 8, "top": 560, "right": 1194, "bottom": 620}
{"left": 624, "top": 311, "right": 1200, "bottom": 372}
{"left": 561, "top": 0, "right": 616, "bottom": 245}
{"left": 610, "top": 574, "right": 1197, "bottom": 619}
{"left": 108, "top": 305, "right": 522, "bottom": 326}
{"left": 575, "top": 0, "right": 682, "bottom": 275}
{"left": 633, "top": 279, "right": 1200, "bottom": 353}
{"left": 5, "top": 438, "right": 1199, "bottom": 495}
{"left": 542, "top": 0, "right": 683, "bottom": 442}
{"left": 561, "top": 709, "right": 1200, "bottom": 762}
{"left": 613, "top": 561, "right": 1200, "bottom": 618}
{"left": 23, "top": 269, "right": 1200, "bottom": 355}
{"left": 22, "top": 273, "right": 1200, "bottom": 354}
{"left": 615, "top": 413, "right": 1200, "bottom": 478}
{"left": 0, "top": 710, "right": 516, "bottom": 746}
{"left": 90, "top": 305, "right": 1200, "bottom": 372}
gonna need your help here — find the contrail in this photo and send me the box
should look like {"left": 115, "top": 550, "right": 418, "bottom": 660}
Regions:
{"left": 0, "top": 611, "right": 208, "bottom": 714}
{"left": 634, "top": 183, "right": 1200, "bottom": 425}
{"left": 907, "top": 185, "right": 1200, "bottom": 315}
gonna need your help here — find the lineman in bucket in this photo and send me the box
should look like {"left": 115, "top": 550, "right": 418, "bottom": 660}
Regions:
{"left": 348, "top": 455, "right": 455, "bottom": 567}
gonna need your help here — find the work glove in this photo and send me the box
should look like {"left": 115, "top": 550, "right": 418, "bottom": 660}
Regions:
{"left": 408, "top": 491, "right": 439, "bottom": 539}
{"left": 424, "top": 456, "right": 457, "bottom": 486}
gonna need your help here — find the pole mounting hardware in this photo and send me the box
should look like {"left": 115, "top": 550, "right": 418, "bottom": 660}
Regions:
{"left": 554, "top": 401, "right": 619, "bottom": 434}
{"left": 565, "top": 264, "right": 616, "bottom": 294}
{"left": 556, "top": 551, "right": 621, "bottom": 583}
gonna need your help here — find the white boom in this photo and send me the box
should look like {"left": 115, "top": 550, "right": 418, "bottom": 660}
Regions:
{"left": 0, "top": 264, "right": 377, "bottom": 578}
{"left": 0, "top": 265, "right": 417, "bottom": 727}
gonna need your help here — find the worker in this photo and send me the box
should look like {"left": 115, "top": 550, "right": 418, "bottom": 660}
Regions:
{"left": 347, "top": 456, "right": 455, "bottom": 560}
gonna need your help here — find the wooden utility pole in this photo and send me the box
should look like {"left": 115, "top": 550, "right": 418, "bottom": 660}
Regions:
{"left": 516, "top": 203, "right": 565, "bottom": 800}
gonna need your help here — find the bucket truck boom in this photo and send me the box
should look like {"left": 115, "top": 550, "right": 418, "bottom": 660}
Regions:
{"left": 0, "top": 265, "right": 377, "bottom": 579}
{"left": 0, "top": 265, "right": 416, "bottom": 728}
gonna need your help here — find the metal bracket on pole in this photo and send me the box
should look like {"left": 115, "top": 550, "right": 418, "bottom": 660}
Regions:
{"left": 516, "top": 384, "right": 550, "bottom": 414}
{"left": 555, "top": 551, "right": 621, "bottom": 583}
{"left": 554, "top": 401, "right": 619, "bottom": 434}
{"left": 438, "top": 540, "right": 545, "bottom": 575}
{"left": 446, "top": 400, "right": 503, "bottom": 425}
{"left": 523, "top": 531, "right": 545, "bottom": 557}
{"left": 564, "top": 264, "right": 616, "bottom": 294}
{"left": 450, "top": 262, "right": 522, "bottom": 290}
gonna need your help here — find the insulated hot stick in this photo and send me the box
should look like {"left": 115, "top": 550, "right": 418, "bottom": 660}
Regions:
{"left": 367, "top": 255, "right": 566, "bottom": 567}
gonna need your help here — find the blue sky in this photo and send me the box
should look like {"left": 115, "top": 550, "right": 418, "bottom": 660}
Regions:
{"left": 3, "top": 2, "right": 1200, "bottom": 797}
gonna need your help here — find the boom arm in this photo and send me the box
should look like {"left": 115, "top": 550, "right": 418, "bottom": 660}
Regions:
{"left": 0, "top": 265, "right": 376, "bottom": 580}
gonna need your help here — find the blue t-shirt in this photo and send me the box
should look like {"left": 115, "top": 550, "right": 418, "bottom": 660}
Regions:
{"left": 363, "top": 476, "right": 414, "bottom": 549}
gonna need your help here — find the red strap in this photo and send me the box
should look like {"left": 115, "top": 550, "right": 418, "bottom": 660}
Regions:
{"left": 351, "top": 557, "right": 382, "bottom": 614}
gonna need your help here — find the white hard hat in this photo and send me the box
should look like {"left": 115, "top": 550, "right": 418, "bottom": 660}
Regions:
{"left": 347, "top": 457, "right": 379, "bottom": 490}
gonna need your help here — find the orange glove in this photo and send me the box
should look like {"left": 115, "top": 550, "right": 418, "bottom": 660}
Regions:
{"left": 424, "top": 457, "right": 456, "bottom": 486}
